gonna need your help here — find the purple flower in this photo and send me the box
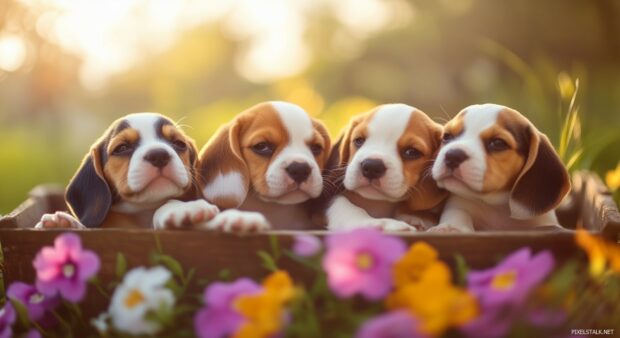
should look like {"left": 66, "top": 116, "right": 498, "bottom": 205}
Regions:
{"left": 194, "top": 278, "right": 262, "bottom": 338}
{"left": 22, "top": 329, "right": 42, "bottom": 338}
{"left": 357, "top": 311, "right": 429, "bottom": 338}
{"left": 322, "top": 228, "right": 406, "bottom": 300}
{"left": 462, "top": 248, "right": 555, "bottom": 338}
{"left": 7, "top": 282, "right": 59, "bottom": 326}
{"left": 292, "top": 234, "right": 322, "bottom": 257}
{"left": 467, "top": 248, "right": 554, "bottom": 308}
{"left": 33, "top": 233, "right": 100, "bottom": 302}
{"left": 0, "top": 303, "right": 16, "bottom": 338}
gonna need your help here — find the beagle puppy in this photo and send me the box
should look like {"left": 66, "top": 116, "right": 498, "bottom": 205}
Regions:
{"left": 35, "top": 113, "right": 219, "bottom": 229}
{"left": 430, "top": 103, "right": 570, "bottom": 232}
{"left": 325, "top": 103, "right": 447, "bottom": 231}
{"left": 198, "top": 101, "right": 331, "bottom": 231}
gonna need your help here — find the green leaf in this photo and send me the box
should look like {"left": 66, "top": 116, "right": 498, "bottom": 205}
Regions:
{"left": 115, "top": 252, "right": 127, "bottom": 279}
{"left": 454, "top": 254, "right": 469, "bottom": 287}
{"left": 257, "top": 250, "right": 278, "bottom": 272}
{"left": 10, "top": 298, "right": 31, "bottom": 327}
{"left": 155, "top": 254, "right": 184, "bottom": 278}
{"left": 217, "top": 269, "right": 231, "bottom": 281}
{"left": 269, "top": 235, "right": 281, "bottom": 260}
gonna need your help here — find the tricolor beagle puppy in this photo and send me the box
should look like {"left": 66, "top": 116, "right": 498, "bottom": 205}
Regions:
{"left": 198, "top": 101, "right": 331, "bottom": 231}
{"left": 430, "top": 103, "right": 570, "bottom": 232}
{"left": 35, "top": 113, "right": 218, "bottom": 229}
{"left": 325, "top": 104, "right": 447, "bottom": 231}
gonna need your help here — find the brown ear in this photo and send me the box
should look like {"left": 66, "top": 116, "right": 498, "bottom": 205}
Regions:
{"left": 509, "top": 127, "right": 570, "bottom": 219}
{"left": 198, "top": 118, "right": 250, "bottom": 209}
{"left": 407, "top": 122, "right": 448, "bottom": 211}
{"left": 311, "top": 118, "right": 332, "bottom": 168}
{"left": 65, "top": 143, "right": 112, "bottom": 228}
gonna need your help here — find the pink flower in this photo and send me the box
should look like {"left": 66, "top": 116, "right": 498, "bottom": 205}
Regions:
{"left": 33, "top": 233, "right": 100, "bottom": 302}
{"left": 357, "top": 311, "right": 429, "bottom": 338}
{"left": 292, "top": 234, "right": 322, "bottom": 257}
{"left": 323, "top": 228, "right": 406, "bottom": 300}
{"left": 194, "top": 278, "right": 262, "bottom": 338}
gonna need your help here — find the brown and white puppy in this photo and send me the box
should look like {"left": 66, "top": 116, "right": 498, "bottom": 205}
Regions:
{"left": 325, "top": 103, "right": 447, "bottom": 231}
{"left": 35, "top": 113, "right": 218, "bottom": 229}
{"left": 430, "top": 103, "right": 570, "bottom": 232}
{"left": 198, "top": 101, "right": 331, "bottom": 231}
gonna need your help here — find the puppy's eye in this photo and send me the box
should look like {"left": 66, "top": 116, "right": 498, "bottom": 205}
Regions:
{"left": 401, "top": 147, "right": 422, "bottom": 160}
{"left": 251, "top": 142, "right": 275, "bottom": 157}
{"left": 442, "top": 133, "right": 454, "bottom": 143}
{"left": 487, "top": 138, "right": 509, "bottom": 152}
{"left": 353, "top": 137, "right": 366, "bottom": 148}
{"left": 112, "top": 143, "right": 132, "bottom": 155}
{"left": 310, "top": 144, "right": 322, "bottom": 156}
{"left": 172, "top": 139, "right": 187, "bottom": 151}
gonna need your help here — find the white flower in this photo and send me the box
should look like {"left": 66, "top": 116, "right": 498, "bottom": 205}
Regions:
{"left": 91, "top": 312, "right": 110, "bottom": 333}
{"left": 109, "top": 266, "right": 175, "bottom": 335}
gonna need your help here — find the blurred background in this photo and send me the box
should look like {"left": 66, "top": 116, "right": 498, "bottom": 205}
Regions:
{"left": 1, "top": 0, "right": 619, "bottom": 213}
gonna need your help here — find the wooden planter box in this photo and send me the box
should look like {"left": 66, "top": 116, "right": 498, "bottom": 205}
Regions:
{"left": 1, "top": 171, "right": 619, "bottom": 311}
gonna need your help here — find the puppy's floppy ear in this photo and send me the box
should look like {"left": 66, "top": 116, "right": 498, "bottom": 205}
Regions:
{"left": 199, "top": 117, "right": 250, "bottom": 209}
{"left": 329, "top": 116, "right": 361, "bottom": 168}
{"left": 65, "top": 143, "right": 112, "bottom": 228}
{"left": 407, "top": 122, "right": 448, "bottom": 211}
{"left": 311, "top": 118, "right": 331, "bottom": 168}
{"left": 509, "top": 126, "right": 570, "bottom": 219}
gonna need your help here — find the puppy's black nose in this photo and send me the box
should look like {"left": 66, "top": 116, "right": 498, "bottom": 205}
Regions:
{"left": 444, "top": 149, "right": 469, "bottom": 170}
{"left": 286, "top": 162, "right": 312, "bottom": 183}
{"left": 361, "top": 159, "right": 387, "bottom": 180}
{"left": 144, "top": 149, "right": 171, "bottom": 168}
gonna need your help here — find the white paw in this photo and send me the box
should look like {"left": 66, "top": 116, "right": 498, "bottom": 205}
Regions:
{"left": 153, "top": 200, "right": 219, "bottom": 229}
{"left": 426, "top": 224, "right": 470, "bottom": 233}
{"left": 396, "top": 214, "right": 433, "bottom": 231}
{"left": 204, "top": 210, "right": 271, "bottom": 233}
{"left": 34, "top": 212, "right": 86, "bottom": 229}
{"left": 364, "top": 218, "right": 418, "bottom": 232}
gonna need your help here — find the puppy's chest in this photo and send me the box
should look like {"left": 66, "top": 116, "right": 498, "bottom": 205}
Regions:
{"left": 240, "top": 195, "right": 314, "bottom": 230}
{"left": 344, "top": 191, "right": 399, "bottom": 218}
{"left": 460, "top": 199, "right": 557, "bottom": 230}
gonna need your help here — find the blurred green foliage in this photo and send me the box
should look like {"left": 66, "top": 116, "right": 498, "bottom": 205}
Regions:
{"left": 1, "top": 0, "right": 620, "bottom": 213}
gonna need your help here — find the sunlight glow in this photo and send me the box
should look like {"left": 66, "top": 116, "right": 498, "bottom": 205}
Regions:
{"left": 16, "top": 0, "right": 409, "bottom": 88}
{"left": 0, "top": 34, "right": 27, "bottom": 72}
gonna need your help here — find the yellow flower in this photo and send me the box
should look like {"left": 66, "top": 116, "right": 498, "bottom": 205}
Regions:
{"left": 575, "top": 230, "right": 620, "bottom": 277}
{"left": 393, "top": 242, "right": 440, "bottom": 288}
{"left": 233, "top": 271, "right": 295, "bottom": 338}
{"left": 606, "top": 162, "right": 620, "bottom": 192}
{"left": 387, "top": 245, "right": 478, "bottom": 336}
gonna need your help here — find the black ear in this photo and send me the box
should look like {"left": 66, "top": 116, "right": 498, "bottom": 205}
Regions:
{"left": 509, "top": 130, "right": 571, "bottom": 219}
{"left": 65, "top": 145, "right": 112, "bottom": 228}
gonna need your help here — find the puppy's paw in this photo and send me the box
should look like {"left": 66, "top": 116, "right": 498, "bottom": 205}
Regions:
{"left": 204, "top": 210, "right": 271, "bottom": 233}
{"left": 34, "top": 212, "right": 86, "bottom": 229}
{"left": 396, "top": 214, "right": 432, "bottom": 231}
{"left": 426, "top": 224, "right": 469, "bottom": 233}
{"left": 153, "top": 200, "right": 219, "bottom": 229}
{"left": 370, "top": 218, "right": 418, "bottom": 232}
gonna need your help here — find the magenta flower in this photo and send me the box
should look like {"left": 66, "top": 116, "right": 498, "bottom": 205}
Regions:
{"left": 23, "top": 329, "right": 42, "bottom": 338}
{"left": 357, "top": 311, "right": 429, "bottom": 338}
{"left": 7, "top": 281, "right": 59, "bottom": 326}
{"left": 194, "top": 278, "right": 262, "bottom": 338}
{"left": 0, "top": 303, "right": 16, "bottom": 338}
{"left": 322, "top": 228, "right": 406, "bottom": 300}
{"left": 467, "top": 248, "right": 554, "bottom": 308}
{"left": 462, "top": 248, "right": 555, "bottom": 338}
{"left": 33, "top": 233, "right": 100, "bottom": 302}
{"left": 292, "top": 234, "right": 322, "bottom": 257}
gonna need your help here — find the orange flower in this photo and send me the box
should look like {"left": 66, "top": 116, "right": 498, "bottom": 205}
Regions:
{"left": 233, "top": 271, "right": 295, "bottom": 338}
{"left": 575, "top": 230, "right": 620, "bottom": 277}
{"left": 387, "top": 242, "right": 479, "bottom": 335}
